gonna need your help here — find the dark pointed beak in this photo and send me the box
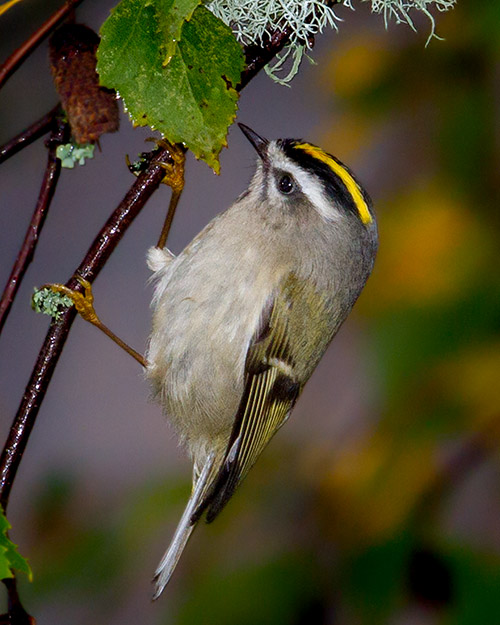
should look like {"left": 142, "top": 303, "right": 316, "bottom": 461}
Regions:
{"left": 238, "top": 123, "right": 269, "bottom": 160}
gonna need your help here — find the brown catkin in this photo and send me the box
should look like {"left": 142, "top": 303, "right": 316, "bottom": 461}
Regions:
{"left": 49, "top": 24, "right": 119, "bottom": 144}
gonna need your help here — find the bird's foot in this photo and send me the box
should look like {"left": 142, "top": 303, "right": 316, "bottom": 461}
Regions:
{"left": 146, "top": 138, "right": 185, "bottom": 193}
{"left": 43, "top": 276, "right": 101, "bottom": 326}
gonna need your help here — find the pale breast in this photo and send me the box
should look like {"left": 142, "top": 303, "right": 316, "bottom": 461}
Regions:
{"left": 146, "top": 209, "right": 291, "bottom": 453}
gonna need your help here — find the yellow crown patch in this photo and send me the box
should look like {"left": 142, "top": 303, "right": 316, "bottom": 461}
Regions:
{"left": 295, "top": 143, "right": 372, "bottom": 225}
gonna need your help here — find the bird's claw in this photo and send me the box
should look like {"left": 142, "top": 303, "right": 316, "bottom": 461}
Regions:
{"left": 43, "top": 276, "right": 101, "bottom": 326}
{"left": 146, "top": 138, "right": 185, "bottom": 192}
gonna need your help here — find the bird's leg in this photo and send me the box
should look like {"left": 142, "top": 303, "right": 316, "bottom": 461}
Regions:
{"left": 127, "top": 138, "right": 185, "bottom": 249}
{"left": 43, "top": 276, "right": 147, "bottom": 368}
{"left": 43, "top": 144, "right": 185, "bottom": 368}
{"left": 150, "top": 139, "right": 186, "bottom": 249}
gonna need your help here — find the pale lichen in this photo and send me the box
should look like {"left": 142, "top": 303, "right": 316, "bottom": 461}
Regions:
{"left": 206, "top": 0, "right": 457, "bottom": 83}
{"left": 358, "top": 0, "right": 457, "bottom": 45}
{"left": 56, "top": 142, "right": 95, "bottom": 168}
{"left": 32, "top": 287, "right": 73, "bottom": 321}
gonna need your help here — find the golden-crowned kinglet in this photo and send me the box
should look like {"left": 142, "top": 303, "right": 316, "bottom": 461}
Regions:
{"left": 146, "top": 124, "right": 378, "bottom": 597}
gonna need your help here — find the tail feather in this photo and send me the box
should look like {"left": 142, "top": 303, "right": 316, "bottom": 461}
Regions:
{"left": 153, "top": 453, "right": 216, "bottom": 599}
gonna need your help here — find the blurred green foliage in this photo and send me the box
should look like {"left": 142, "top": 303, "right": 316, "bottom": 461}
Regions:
{"left": 176, "top": 552, "right": 323, "bottom": 625}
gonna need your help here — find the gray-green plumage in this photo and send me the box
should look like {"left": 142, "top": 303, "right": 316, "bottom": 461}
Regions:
{"left": 146, "top": 125, "right": 378, "bottom": 597}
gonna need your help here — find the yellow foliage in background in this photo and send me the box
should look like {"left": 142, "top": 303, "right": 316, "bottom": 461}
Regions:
{"left": 321, "top": 33, "right": 391, "bottom": 100}
{"left": 314, "top": 431, "right": 437, "bottom": 544}
{"left": 366, "top": 183, "right": 488, "bottom": 310}
{"left": 436, "top": 342, "right": 500, "bottom": 425}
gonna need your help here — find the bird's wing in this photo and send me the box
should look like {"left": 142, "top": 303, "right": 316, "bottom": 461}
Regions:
{"left": 193, "top": 281, "right": 303, "bottom": 523}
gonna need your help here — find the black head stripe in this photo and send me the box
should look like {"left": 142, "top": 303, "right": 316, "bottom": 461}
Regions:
{"left": 278, "top": 139, "right": 373, "bottom": 224}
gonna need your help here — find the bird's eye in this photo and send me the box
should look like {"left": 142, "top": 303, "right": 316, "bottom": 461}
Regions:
{"left": 278, "top": 174, "right": 295, "bottom": 195}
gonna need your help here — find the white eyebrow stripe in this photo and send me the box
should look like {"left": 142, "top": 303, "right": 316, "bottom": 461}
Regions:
{"left": 266, "top": 143, "right": 340, "bottom": 222}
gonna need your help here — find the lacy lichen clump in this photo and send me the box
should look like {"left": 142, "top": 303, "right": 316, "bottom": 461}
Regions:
{"left": 32, "top": 287, "right": 73, "bottom": 320}
{"left": 207, "top": 0, "right": 456, "bottom": 84}
{"left": 365, "top": 0, "right": 457, "bottom": 42}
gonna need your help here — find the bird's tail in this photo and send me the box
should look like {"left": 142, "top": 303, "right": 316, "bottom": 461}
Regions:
{"left": 153, "top": 452, "right": 216, "bottom": 599}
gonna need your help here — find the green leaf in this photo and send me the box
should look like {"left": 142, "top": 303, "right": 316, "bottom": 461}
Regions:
{"left": 0, "top": 509, "right": 32, "bottom": 581}
{"left": 97, "top": 0, "right": 245, "bottom": 172}
{"left": 153, "top": 0, "right": 200, "bottom": 66}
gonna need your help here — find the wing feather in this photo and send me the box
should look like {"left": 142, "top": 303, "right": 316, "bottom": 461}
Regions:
{"left": 192, "top": 284, "right": 302, "bottom": 523}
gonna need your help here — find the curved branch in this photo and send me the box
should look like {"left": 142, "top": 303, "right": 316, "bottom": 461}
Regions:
{"left": 0, "top": 105, "right": 62, "bottom": 165}
{"left": 0, "top": 113, "right": 68, "bottom": 336}
{"left": 0, "top": 0, "right": 86, "bottom": 89}
{"left": 2, "top": 578, "right": 33, "bottom": 625}
{"left": 239, "top": 26, "right": 293, "bottom": 89}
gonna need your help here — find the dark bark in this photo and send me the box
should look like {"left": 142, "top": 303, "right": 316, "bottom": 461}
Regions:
{"left": 0, "top": 0, "right": 86, "bottom": 89}
{"left": 0, "top": 113, "right": 69, "bottom": 335}
{"left": 0, "top": 105, "right": 62, "bottom": 165}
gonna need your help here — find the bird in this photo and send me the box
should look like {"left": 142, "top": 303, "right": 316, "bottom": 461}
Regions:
{"left": 145, "top": 123, "right": 378, "bottom": 597}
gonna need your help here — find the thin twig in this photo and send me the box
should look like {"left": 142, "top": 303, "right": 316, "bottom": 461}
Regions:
{"left": 0, "top": 146, "right": 174, "bottom": 513}
{"left": 0, "top": 104, "right": 62, "bottom": 165}
{"left": 239, "top": 26, "right": 294, "bottom": 90}
{"left": 0, "top": 113, "right": 68, "bottom": 336}
{"left": 2, "top": 578, "right": 34, "bottom": 625}
{"left": 0, "top": 0, "right": 86, "bottom": 89}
